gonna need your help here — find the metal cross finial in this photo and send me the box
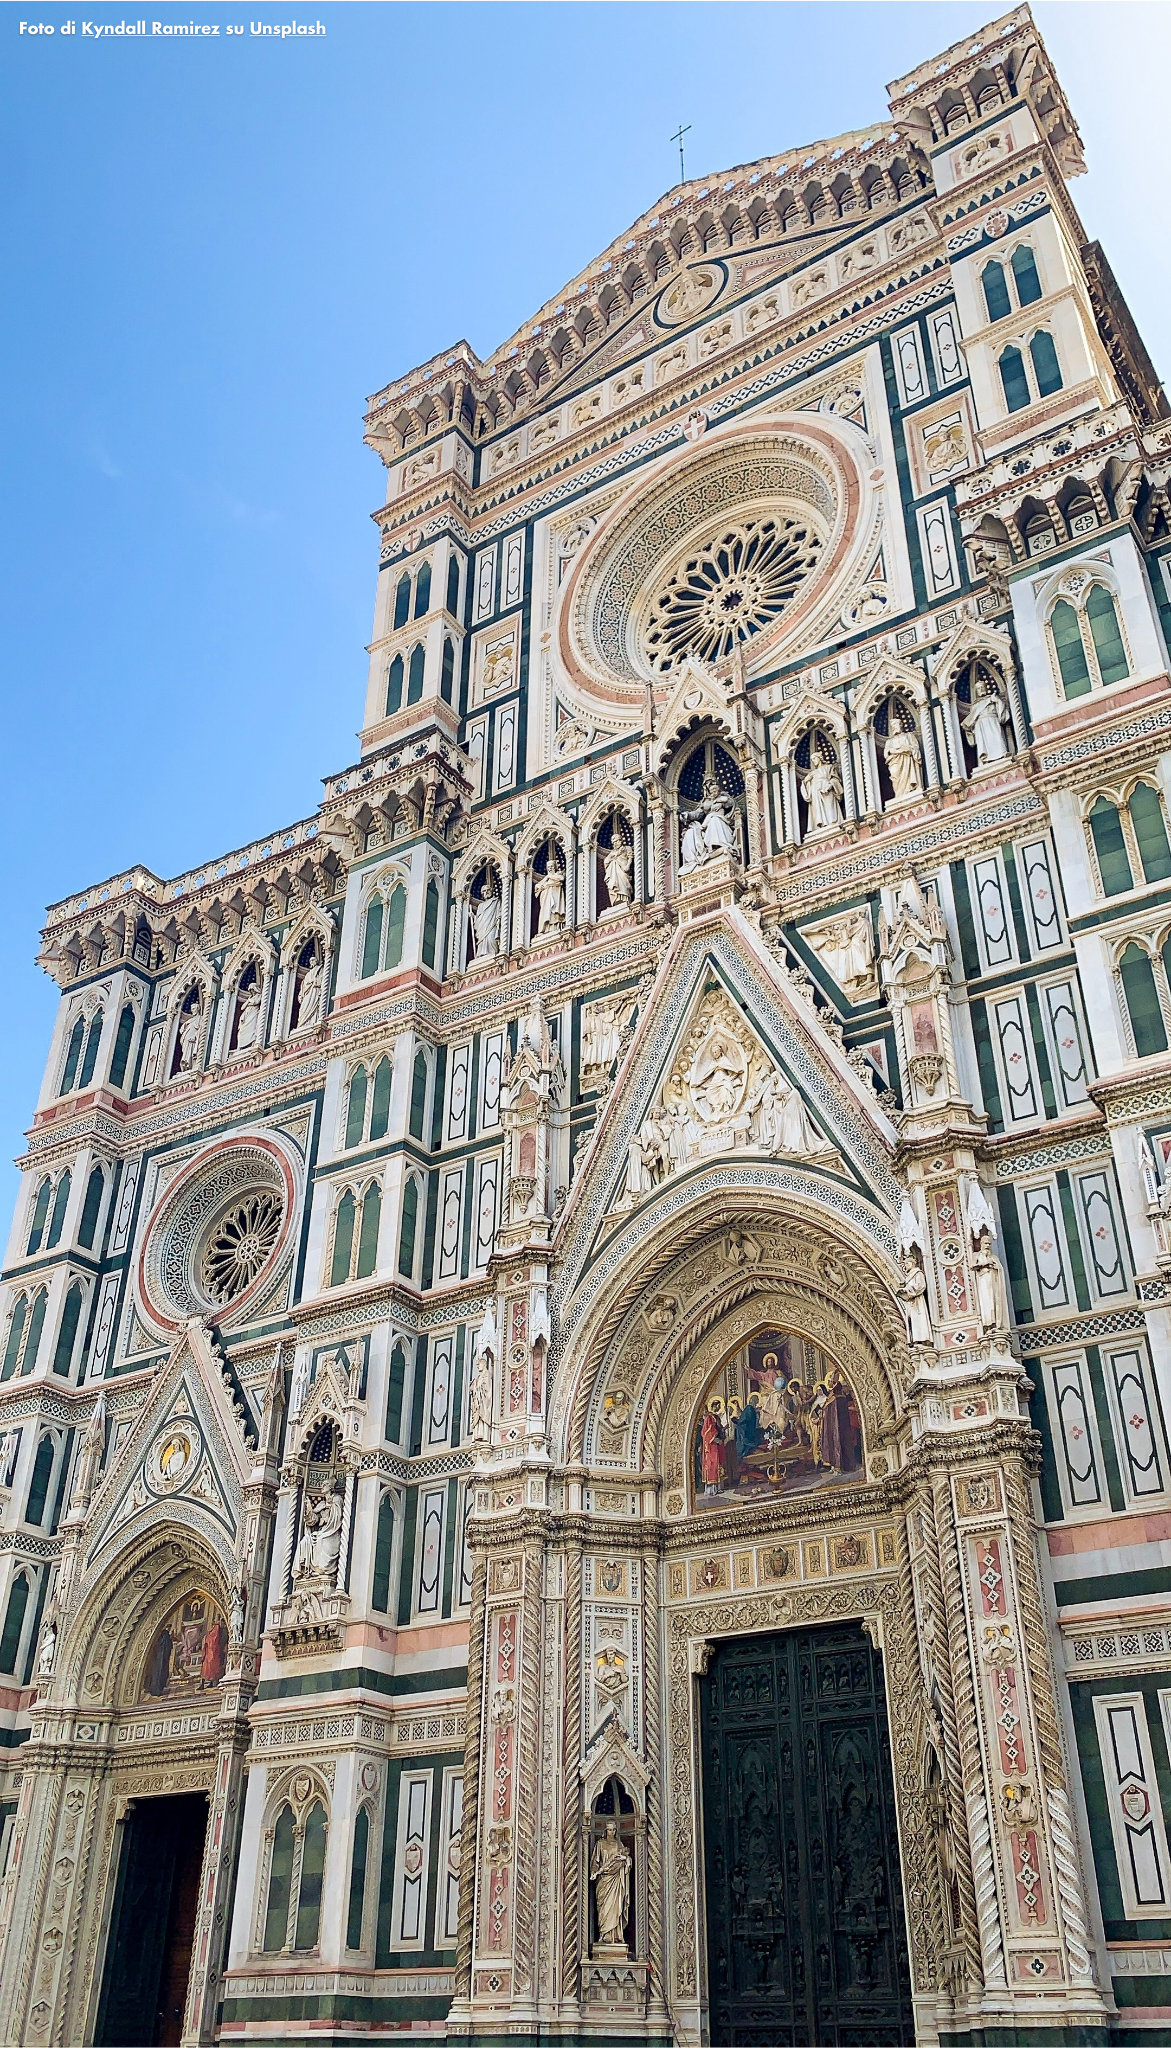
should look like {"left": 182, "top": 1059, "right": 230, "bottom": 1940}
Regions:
{"left": 671, "top": 122, "right": 691, "bottom": 183}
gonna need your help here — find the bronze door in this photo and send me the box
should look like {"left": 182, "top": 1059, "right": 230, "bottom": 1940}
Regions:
{"left": 700, "top": 1623, "right": 914, "bottom": 2046}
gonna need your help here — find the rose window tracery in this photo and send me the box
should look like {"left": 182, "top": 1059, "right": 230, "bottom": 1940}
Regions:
{"left": 643, "top": 516, "right": 823, "bottom": 672}
{"left": 200, "top": 1190, "right": 284, "bottom": 1304}
{"left": 136, "top": 1134, "right": 298, "bottom": 1335}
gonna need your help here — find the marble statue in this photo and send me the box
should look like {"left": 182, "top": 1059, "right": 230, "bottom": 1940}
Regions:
{"left": 591, "top": 1821, "right": 631, "bottom": 1950}
{"left": 883, "top": 719, "right": 923, "bottom": 799}
{"left": 534, "top": 858, "right": 565, "bottom": 933}
{"left": 473, "top": 880, "right": 502, "bottom": 959}
{"left": 962, "top": 675, "right": 1012, "bottom": 764}
{"left": 801, "top": 754, "right": 844, "bottom": 830}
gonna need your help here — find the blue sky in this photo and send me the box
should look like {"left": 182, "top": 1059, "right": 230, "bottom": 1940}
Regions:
{"left": 1, "top": 0, "right": 1168, "bottom": 1204}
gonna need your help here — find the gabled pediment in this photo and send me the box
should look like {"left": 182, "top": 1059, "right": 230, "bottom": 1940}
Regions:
{"left": 81, "top": 1320, "right": 252, "bottom": 1580}
{"left": 553, "top": 906, "right": 901, "bottom": 1327}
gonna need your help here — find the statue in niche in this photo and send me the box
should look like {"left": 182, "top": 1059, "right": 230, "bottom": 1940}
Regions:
{"left": 601, "top": 827, "right": 634, "bottom": 905}
{"left": 233, "top": 972, "right": 263, "bottom": 1052}
{"left": 590, "top": 1821, "right": 632, "bottom": 1953}
{"left": 680, "top": 774, "right": 737, "bottom": 871}
{"left": 900, "top": 1249, "right": 933, "bottom": 1345}
{"left": 295, "top": 1485, "right": 343, "bottom": 1587}
{"left": 534, "top": 852, "right": 565, "bottom": 934}
{"left": 965, "top": 1177, "right": 1011, "bottom": 1335}
{"left": 293, "top": 947, "right": 324, "bottom": 1027}
{"left": 882, "top": 706, "right": 923, "bottom": 800}
{"left": 37, "top": 1598, "right": 59, "bottom": 1678}
{"left": 176, "top": 995, "right": 202, "bottom": 1072}
{"left": 470, "top": 1349, "right": 494, "bottom": 1445}
{"left": 472, "top": 874, "right": 501, "bottom": 959}
{"left": 692, "top": 1327, "right": 863, "bottom": 1510}
{"left": 962, "top": 671, "right": 1012, "bottom": 764}
{"left": 801, "top": 746, "right": 845, "bottom": 830}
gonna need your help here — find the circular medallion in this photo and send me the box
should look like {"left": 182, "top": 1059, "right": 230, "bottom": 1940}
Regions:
{"left": 145, "top": 1423, "right": 202, "bottom": 1497}
{"left": 655, "top": 261, "right": 726, "bottom": 327}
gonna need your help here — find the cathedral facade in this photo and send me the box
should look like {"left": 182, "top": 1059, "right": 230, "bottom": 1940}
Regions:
{"left": 3, "top": 9, "right": 1171, "bottom": 2044}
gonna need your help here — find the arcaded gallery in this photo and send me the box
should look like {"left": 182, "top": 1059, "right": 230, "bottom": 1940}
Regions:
{"left": 2, "top": 7, "right": 1171, "bottom": 2044}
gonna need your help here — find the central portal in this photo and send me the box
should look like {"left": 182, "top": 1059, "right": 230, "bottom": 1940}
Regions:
{"left": 96, "top": 1790, "right": 209, "bottom": 2047}
{"left": 700, "top": 1623, "right": 914, "bottom": 2046}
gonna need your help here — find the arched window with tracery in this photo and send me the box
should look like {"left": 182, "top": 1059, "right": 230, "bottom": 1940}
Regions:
{"left": 1119, "top": 942, "right": 1169, "bottom": 1057}
{"left": 398, "top": 1175, "right": 421, "bottom": 1280}
{"left": 393, "top": 572, "right": 411, "bottom": 630}
{"left": 78, "top": 1165, "right": 105, "bottom": 1250}
{"left": 407, "top": 644, "right": 426, "bottom": 705}
{"left": 109, "top": 1003, "right": 136, "bottom": 1090}
{"left": 46, "top": 1172, "right": 71, "bottom": 1251}
{"left": 78, "top": 1011, "right": 104, "bottom": 1091}
{"left": 260, "top": 1783, "right": 330, "bottom": 1954}
{"left": 26, "top": 1179, "right": 51, "bottom": 1256}
{"left": 328, "top": 1179, "right": 382, "bottom": 1287}
{"left": 386, "top": 653, "right": 404, "bottom": 716}
{"left": 1087, "top": 786, "right": 1171, "bottom": 897}
{"left": 52, "top": 1280, "right": 85, "bottom": 1378}
{"left": 0, "top": 1572, "right": 30, "bottom": 1676}
{"left": 413, "top": 561, "right": 431, "bottom": 618}
{"left": 344, "top": 1066, "right": 369, "bottom": 1150}
{"left": 361, "top": 883, "right": 406, "bottom": 981}
{"left": 59, "top": 1016, "right": 85, "bottom": 1096}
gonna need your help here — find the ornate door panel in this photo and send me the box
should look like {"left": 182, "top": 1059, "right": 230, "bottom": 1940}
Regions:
{"left": 701, "top": 1624, "right": 914, "bottom": 2046}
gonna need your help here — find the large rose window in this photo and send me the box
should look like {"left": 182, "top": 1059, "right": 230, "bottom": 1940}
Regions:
{"left": 555, "top": 415, "right": 880, "bottom": 724}
{"left": 643, "top": 515, "right": 823, "bottom": 672}
{"left": 137, "top": 1134, "right": 298, "bottom": 1336}
{"left": 200, "top": 1191, "right": 284, "bottom": 1304}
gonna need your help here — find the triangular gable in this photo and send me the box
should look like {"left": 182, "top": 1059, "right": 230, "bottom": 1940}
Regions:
{"left": 80, "top": 1320, "right": 252, "bottom": 1582}
{"left": 552, "top": 906, "right": 901, "bottom": 1342}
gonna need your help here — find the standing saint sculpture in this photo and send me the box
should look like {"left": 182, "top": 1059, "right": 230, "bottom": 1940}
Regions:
{"left": 534, "top": 856, "right": 565, "bottom": 933}
{"left": 801, "top": 750, "right": 844, "bottom": 830}
{"left": 601, "top": 834, "right": 634, "bottom": 905}
{"left": 472, "top": 878, "right": 502, "bottom": 959}
{"left": 590, "top": 1820, "right": 632, "bottom": 1952}
{"left": 962, "top": 673, "right": 1012, "bottom": 764}
{"left": 882, "top": 713, "right": 923, "bottom": 800}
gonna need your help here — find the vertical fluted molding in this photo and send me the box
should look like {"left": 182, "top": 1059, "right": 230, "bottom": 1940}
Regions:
{"left": 512, "top": 1542, "right": 543, "bottom": 1999}
{"left": 642, "top": 1542, "right": 666, "bottom": 2006}
{"left": 1001, "top": 1459, "right": 1097, "bottom": 1985}
{"left": 560, "top": 1539, "right": 584, "bottom": 2000}
{"left": 933, "top": 1472, "right": 1007, "bottom": 1988}
{"left": 454, "top": 1554, "right": 488, "bottom": 1998}
{"left": 917, "top": 1484, "right": 983, "bottom": 1989}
